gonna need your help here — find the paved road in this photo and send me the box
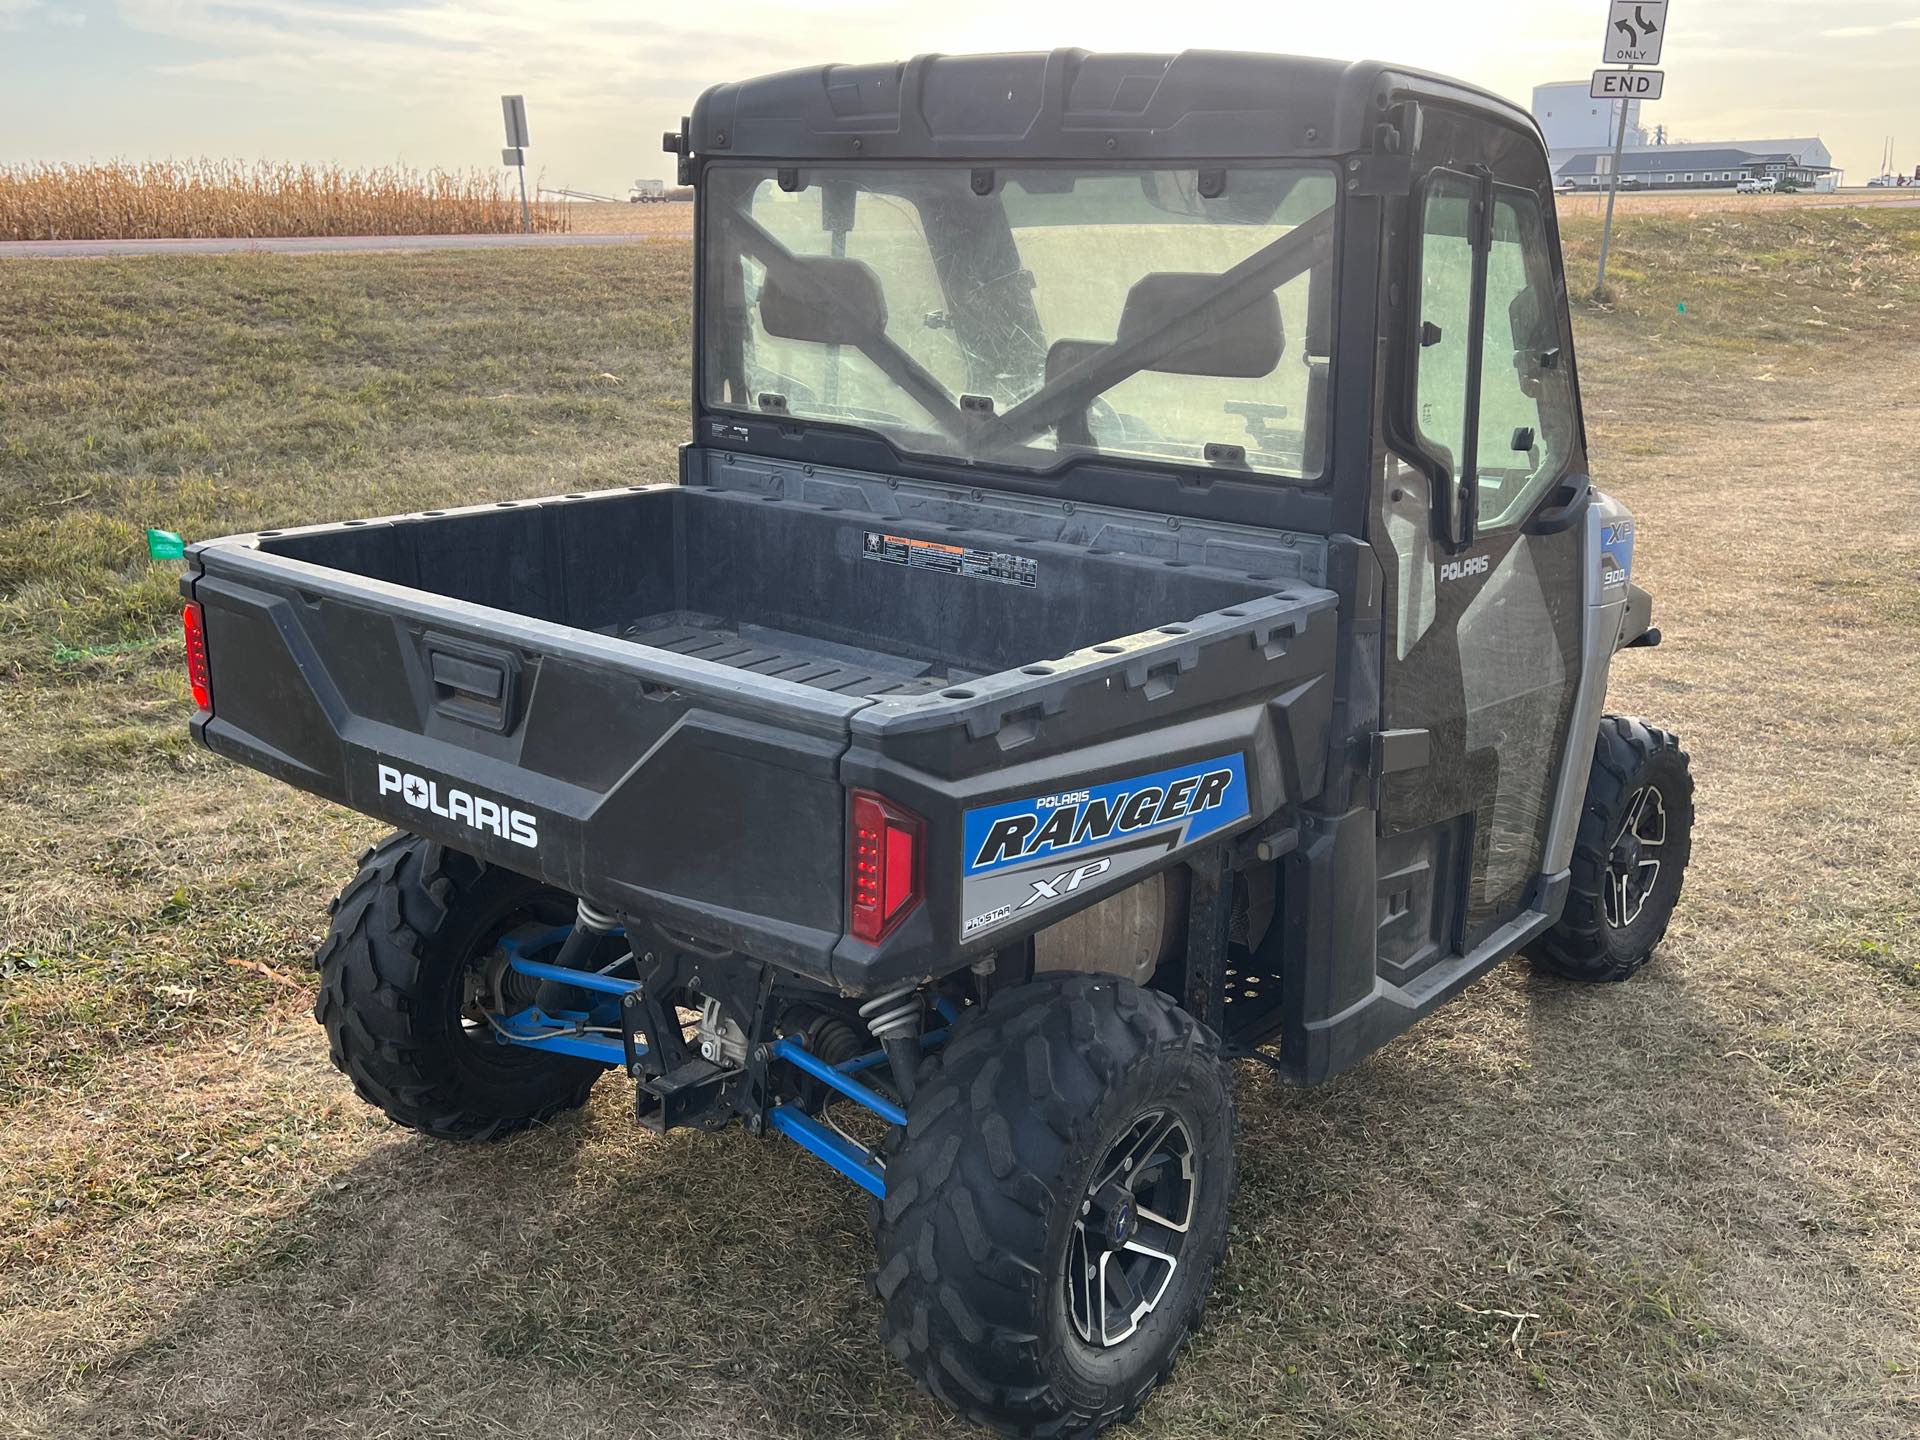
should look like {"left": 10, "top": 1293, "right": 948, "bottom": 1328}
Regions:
{"left": 0, "top": 231, "right": 679, "bottom": 259}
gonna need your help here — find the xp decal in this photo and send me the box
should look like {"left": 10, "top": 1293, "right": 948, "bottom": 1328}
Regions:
{"left": 1599, "top": 517, "right": 1635, "bottom": 594}
{"left": 959, "top": 754, "right": 1250, "bottom": 940}
{"left": 376, "top": 763, "right": 539, "bottom": 848}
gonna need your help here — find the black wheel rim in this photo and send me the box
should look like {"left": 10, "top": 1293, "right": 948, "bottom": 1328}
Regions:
{"left": 1604, "top": 783, "right": 1668, "bottom": 930}
{"left": 1065, "top": 1110, "right": 1198, "bottom": 1348}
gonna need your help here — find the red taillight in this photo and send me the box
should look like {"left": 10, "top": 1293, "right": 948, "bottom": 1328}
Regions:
{"left": 182, "top": 602, "right": 212, "bottom": 712}
{"left": 850, "top": 790, "right": 923, "bottom": 944}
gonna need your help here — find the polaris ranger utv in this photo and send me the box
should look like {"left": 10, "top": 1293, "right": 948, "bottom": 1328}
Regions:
{"left": 179, "top": 49, "right": 1692, "bottom": 1436}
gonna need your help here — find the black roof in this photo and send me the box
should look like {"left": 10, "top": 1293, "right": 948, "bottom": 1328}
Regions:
{"left": 1558, "top": 148, "right": 1798, "bottom": 177}
{"left": 687, "top": 49, "right": 1541, "bottom": 164}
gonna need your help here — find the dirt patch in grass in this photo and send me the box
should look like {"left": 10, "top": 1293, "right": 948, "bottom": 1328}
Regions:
{"left": 2, "top": 209, "right": 1919, "bottom": 1438}
{"left": 558, "top": 200, "right": 695, "bottom": 237}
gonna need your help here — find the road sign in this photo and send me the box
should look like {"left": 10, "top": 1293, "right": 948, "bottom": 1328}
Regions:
{"left": 499, "top": 96, "right": 531, "bottom": 234}
{"left": 1601, "top": 0, "right": 1667, "bottom": 65}
{"left": 501, "top": 94, "right": 530, "bottom": 149}
{"left": 1591, "top": 68, "right": 1664, "bottom": 100}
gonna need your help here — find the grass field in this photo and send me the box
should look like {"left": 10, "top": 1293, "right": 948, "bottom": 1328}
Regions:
{"left": 2, "top": 207, "right": 1918, "bottom": 1439}
{"left": 1552, "top": 187, "right": 1920, "bottom": 219}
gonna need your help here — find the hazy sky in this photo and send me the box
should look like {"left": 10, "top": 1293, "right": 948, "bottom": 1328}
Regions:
{"left": 2, "top": 0, "right": 1914, "bottom": 188}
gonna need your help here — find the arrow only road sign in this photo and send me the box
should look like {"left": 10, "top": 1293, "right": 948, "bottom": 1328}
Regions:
{"left": 501, "top": 94, "right": 530, "bottom": 150}
{"left": 1592, "top": 68, "right": 1664, "bottom": 100}
{"left": 1602, "top": 0, "right": 1667, "bottom": 65}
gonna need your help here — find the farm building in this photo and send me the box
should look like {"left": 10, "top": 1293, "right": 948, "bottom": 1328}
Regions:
{"left": 1551, "top": 139, "right": 1838, "bottom": 192}
{"left": 1531, "top": 81, "right": 1837, "bottom": 191}
{"left": 1532, "top": 80, "right": 1646, "bottom": 153}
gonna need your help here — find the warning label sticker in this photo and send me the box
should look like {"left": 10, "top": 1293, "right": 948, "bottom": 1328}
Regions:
{"left": 862, "top": 531, "right": 1036, "bottom": 588}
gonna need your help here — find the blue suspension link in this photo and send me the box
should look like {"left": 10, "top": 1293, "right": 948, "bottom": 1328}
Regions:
{"left": 483, "top": 920, "right": 960, "bottom": 1199}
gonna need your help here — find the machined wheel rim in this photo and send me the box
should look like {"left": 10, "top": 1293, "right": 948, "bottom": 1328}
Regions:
{"left": 1605, "top": 784, "right": 1668, "bottom": 929}
{"left": 1065, "top": 1110, "right": 1198, "bottom": 1349}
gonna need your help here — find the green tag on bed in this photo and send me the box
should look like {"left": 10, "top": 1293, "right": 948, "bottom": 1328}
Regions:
{"left": 146, "top": 528, "right": 186, "bottom": 561}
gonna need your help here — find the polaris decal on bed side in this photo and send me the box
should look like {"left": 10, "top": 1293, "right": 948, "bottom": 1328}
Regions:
{"left": 377, "top": 763, "right": 539, "bottom": 848}
{"left": 958, "top": 754, "right": 1250, "bottom": 941}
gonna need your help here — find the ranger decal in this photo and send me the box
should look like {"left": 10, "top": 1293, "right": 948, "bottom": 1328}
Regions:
{"left": 959, "top": 754, "right": 1250, "bottom": 941}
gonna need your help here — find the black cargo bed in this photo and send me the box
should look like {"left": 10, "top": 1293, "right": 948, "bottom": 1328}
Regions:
{"left": 614, "top": 611, "right": 960, "bottom": 698}
{"left": 186, "top": 467, "right": 1340, "bottom": 986}
{"left": 245, "top": 480, "right": 1303, "bottom": 690}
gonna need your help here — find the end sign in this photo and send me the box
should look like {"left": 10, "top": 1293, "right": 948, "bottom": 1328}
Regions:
{"left": 1592, "top": 68, "right": 1664, "bottom": 100}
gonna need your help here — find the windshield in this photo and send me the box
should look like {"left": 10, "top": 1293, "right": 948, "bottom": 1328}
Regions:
{"left": 701, "top": 163, "right": 1339, "bottom": 482}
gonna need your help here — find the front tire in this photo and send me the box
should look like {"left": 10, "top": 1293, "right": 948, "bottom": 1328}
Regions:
{"left": 1534, "top": 716, "right": 1694, "bottom": 982}
{"left": 313, "top": 833, "right": 603, "bottom": 1141}
{"left": 873, "top": 974, "right": 1236, "bottom": 1437}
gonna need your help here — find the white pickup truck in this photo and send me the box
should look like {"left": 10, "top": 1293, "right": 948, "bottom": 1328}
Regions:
{"left": 1735, "top": 176, "right": 1777, "bottom": 194}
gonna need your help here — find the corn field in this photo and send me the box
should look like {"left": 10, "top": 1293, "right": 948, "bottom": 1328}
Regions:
{"left": 0, "top": 160, "right": 571, "bottom": 241}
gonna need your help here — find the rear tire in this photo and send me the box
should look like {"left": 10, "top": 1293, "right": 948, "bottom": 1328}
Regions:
{"left": 873, "top": 974, "right": 1236, "bottom": 1437}
{"left": 1534, "top": 716, "right": 1694, "bottom": 983}
{"left": 313, "top": 832, "right": 602, "bottom": 1141}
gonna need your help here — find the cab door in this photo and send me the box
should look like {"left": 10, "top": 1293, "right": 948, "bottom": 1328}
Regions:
{"left": 1371, "top": 119, "right": 1589, "bottom": 965}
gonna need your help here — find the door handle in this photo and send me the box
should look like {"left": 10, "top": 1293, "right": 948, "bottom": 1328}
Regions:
{"left": 423, "top": 633, "right": 520, "bottom": 733}
{"left": 1527, "top": 477, "right": 1590, "bottom": 534}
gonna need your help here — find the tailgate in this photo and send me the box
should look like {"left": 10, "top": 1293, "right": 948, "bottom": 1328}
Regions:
{"left": 186, "top": 543, "right": 860, "bottom": 974}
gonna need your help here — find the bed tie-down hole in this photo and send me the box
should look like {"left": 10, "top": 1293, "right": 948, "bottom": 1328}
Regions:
{"left": 993, "top": 703, "right": 1044, "bottom": 750}
{"left": 1254, "top": 620, "right": 1297, "bottom": 661}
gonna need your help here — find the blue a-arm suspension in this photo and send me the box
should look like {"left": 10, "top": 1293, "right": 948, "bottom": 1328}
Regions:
{"left": 487, "top": 925, "right": 944, "bottom": 1199}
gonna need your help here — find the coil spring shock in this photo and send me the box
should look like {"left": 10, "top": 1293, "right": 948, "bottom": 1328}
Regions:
{"left": 859, "top": 984, "right": 923, "bottom": 1041}
{"left": 573, "top": 897, "right": 618, "bottom": 934}
{"left": 859, "top": 983, "right": 925, "bottom": 1104}
{"left": 531, "top": 897, "right": 619, "bottom": 1010}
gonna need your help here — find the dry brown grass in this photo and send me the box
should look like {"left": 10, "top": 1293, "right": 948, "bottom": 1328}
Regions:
{"left": 0, "top": 161, "right": 572, "bottom": 242}
{"left": 1556, "top": 188, "right": 1920, "bottom": 219}
{"left": 1, "top": 209, "right": 1918, "bottom": 1438}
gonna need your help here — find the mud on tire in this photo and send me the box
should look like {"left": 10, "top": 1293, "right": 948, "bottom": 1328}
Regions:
{"left": 872, "top": 973, "right": 1236, "bottom": 1437}
{"left": 313, "top": 832, "right": 602, "bottom": 1141}
{"left": 1533, "top": 715, "right": 1694, "bottom": 983}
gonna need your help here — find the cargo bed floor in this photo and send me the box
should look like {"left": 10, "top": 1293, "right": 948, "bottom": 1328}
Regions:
{"left": 614, "top": 611, "right": 963, "bottom": 698}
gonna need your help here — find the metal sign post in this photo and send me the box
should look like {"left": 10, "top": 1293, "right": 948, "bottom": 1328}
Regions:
{"left": 1592, "top": 1, "right": 1670, "bottom": 299}
{"left": 501, "top": 94, "right": 532, "bottom": 233}
{"left": 1593, "top": 84, "right": 1633, "bottom": 299}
